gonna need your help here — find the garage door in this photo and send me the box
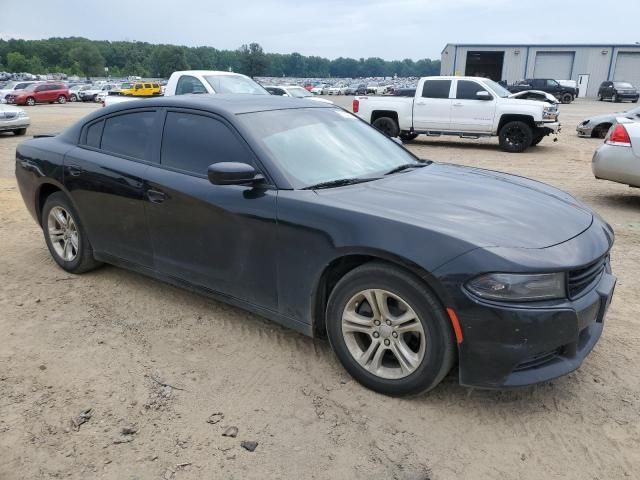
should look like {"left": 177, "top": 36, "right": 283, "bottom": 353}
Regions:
{"left": 613, "top": 53, "right": 640, "bottom": 89}
{"left": 533, "top": 52, "right": 574, "bottom": 80}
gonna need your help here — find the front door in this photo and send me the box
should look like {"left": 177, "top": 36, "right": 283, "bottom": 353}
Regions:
{"left": 412, "top": 79, "right": 453, "bottom": 131}
{"left": 578, "top": 74, "right": 589, "bottom": 98}
{"left": 145, "top": 109, "right": 279, "bottom": 310}
{"left": 63, "top": 109, "right": 161, "bottom": 268}
{"left": 449, "top": 79, "right": 497, "bottom": 133}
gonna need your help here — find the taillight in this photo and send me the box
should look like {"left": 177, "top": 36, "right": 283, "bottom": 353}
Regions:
{"left": 352, "top": 98, "right": 359, "bottom": 113}
{"left": 606, "top": 124, "right": 631, "bottom": 146}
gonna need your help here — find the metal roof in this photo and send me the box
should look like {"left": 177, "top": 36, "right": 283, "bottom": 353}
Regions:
{"left": 442, "top": 43, "right": 640, "bottom": 53}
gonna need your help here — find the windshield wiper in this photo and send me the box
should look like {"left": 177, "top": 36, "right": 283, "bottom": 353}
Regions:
{"left": 384, "top": 162, "right": 429, "bottom": 175}
{"left": 302, "top": 177, "right": 379, "bottom": 190}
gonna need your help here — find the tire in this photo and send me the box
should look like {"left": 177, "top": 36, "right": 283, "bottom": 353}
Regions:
{"left": 613, "top": 94, "right": 619, "bottom": 103}
{"left": 597, "top": 94, "right": 603, "bottom": 101}
{"left": 372, "top": 116, "right": 400, "bottom": 137}
{"left": 57, "top": 95, "right": 66, "bottom": 104}
{"left": 70, "top": 94, "right": 77, "bottom": 102}
{"left": 25, "top": 97, "right": 36, "bottom": 106}
{"left": 593, "top": 124, "right": 611, "bottom": 139}
{"left": 561, "top": 93, "right": 573, "bottom": 104}
{"left": 399, "top": 132, "right": 419, "bottom": 142}
{"left": 325, "top": 262, "right": 456, "bottom": 396}
{"left": 633, "top": 99, "right": 638, "bottom": 104}
{"left": 41, "top": 192, "right": 102, "bottom": 274}
{"left": 13, "top": 128, "right": 27, "bottom": 136}
{"left": 498, "top": 121, "right": 533, "bottom": 153}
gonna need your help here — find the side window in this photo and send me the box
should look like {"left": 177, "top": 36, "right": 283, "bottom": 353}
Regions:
{"left": 35, "top": 85, "right": 46, "bottom": 92}
{"left": 175, "top": 75, "right": 207, "bottom": 95}
{"left": 84, "top": 120, "right": 104, "bottom": 148}
{"left": 101, "top": 111, "right": 156, "bottom": 161}
{"left": 161, "top": 112, "right": 252, "bottom": 176}
{"left": 421, "top": 80, "right": 451, "bottom": 99}
{"left": 144, "top": 83, "right": 151, "bottom": 88}
{"left": 135, "top": 84, "right": 142, "bottom": 90}
{"left": 546, "top": 80, "right": 558, "bottom": 88}
{"left": 456, "top": 80, "right": 489, "bottom": 100}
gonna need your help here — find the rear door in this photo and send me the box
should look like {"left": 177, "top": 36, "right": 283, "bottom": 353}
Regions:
{"left": 144, "top": 109, "right": 279, "bottom": 309}
{"left": 63, "top": 109, "right": 160, "bottom": 267}
{"left": 412, "top": 79, "right": 453, "bottom": 131}
{"left": 450, "top": 79, "right": 497, "bottom": 133}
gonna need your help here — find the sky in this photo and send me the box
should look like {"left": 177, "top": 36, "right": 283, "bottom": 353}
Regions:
{"left": 1, "top": 0, "right": 639, "bottom": 60}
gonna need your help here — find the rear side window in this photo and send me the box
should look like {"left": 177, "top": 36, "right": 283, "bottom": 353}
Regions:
{"left": 456, "top": 80, "right": 489, "bottom": 100}
{"left": 101, "top": 111, "right": 156, "bottom": 161}
{"left": 85, "top": 120, "right": 104, "bottom": 148}
{"left": 175, "top": 75, "right": 207, "bottom": 95}
{"left": 161, "top": 112, "right": 252, "bottom": 176}
{"left": 422, "top": 80, "right": 451, "bottom": 99}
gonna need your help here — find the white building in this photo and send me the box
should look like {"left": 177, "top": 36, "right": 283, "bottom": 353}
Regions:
{"left": 440, "top": 43, "right": 640, "bottom": 97}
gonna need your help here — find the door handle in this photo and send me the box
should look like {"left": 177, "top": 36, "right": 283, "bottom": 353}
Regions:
{"left": 147, "top": 189, "right": 166, "bottom": 203}
{"left": 67, "top": 164, "right": 82, "bottom": 177}
{"left": 415, "top": 101, "right": 426, "bottom": 105}
{"left": 452, "top": 103, "right": 464, "bottom": 107}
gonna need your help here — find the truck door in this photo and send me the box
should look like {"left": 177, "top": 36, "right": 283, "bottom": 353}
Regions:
{"left": 449, "top": 79, "right": 497, "bottom": 133}
{"left": 412, "top": 79, "right": 452, "bottom": 131}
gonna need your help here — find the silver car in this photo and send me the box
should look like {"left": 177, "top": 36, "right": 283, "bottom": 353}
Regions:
{"left": 592, "top": 118, "right": 640, "bottom": 187}
{"left": 0, "top": 103, "right": 30, "bottom": 136}
{"left": 577, "top": 106, "right": 640, "bottom": 138}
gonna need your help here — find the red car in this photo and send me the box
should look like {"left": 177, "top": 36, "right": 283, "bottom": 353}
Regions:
{"left": 6, "top": 82, "right": 69, "bottom": 106}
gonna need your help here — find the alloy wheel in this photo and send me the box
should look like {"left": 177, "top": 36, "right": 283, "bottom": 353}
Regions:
{"left": 47, "top": 206, "right": 79, "bottom": 261}
{"left": 503, "top": 125, "right": 526, "bottom": 149}
{"left": 26, "top": 97, "right": 35, "bottom": 106}
{"left": 341, "top": 288, "right": 426, "bottom": 379}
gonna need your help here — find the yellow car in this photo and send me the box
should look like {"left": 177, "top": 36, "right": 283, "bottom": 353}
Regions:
{"left": 120, "top": 81, "right": 162, "bottom": 96}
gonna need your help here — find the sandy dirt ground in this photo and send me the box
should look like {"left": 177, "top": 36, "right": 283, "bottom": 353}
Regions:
{"left": 0, "top": 98, "right": 639, "bottom": 480}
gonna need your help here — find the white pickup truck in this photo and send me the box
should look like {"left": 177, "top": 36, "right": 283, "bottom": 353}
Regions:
{"left": 353, "top": 76, "right": 561, "bottom": 152}
{"left": 103, "top": 70, "right": 268, "bottom": 107}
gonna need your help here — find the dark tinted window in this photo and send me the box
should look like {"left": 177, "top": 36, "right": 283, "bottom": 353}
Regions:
{"left": 161, "top": 112, "right": 252, "bottom": 175}
{"left": 85, "top": 120, "right": 104, "bottom": 148}
{"left": 421, "top": 80, "right": 451, "bottom": 99}
{"left": 175, "top": 75, "right": 207, "bottom": 95}
{"left": 456, "top": 80, "right": 489, "bottom": 100}
{"left": 101, "top": 111, "right": 156, "bottom": 161}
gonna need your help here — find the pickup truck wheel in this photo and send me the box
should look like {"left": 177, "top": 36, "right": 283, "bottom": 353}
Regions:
{"left": 372, "top": 117, "right": 400, "bottom": 138}
{"left": 499, "top": 121, "right": 533, "bottom": 153}
{"left": 399, "top": 132, "right": 419, "bottom": 142}
{"left": 560, "top": 93, "right": 573, "bottom": 104}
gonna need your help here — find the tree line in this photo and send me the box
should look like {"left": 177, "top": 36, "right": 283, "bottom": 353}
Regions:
{"left": 0, "top": 37, "right": 440, "bottom": 79}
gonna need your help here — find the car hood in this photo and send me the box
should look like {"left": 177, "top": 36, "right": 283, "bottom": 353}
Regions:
{"left": 316, "top": 163, "right": 593, "bottom": 249}
{"left": 0, "top": 103, "right": 24, "bottom": 113}
{"left": 584, "top": 112, "right": 637, "bottom": 124}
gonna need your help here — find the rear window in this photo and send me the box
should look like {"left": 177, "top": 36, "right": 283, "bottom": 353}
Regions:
{"left": 421, "top": 80, "right": 451, "bottom": 99}
{"left": 100, "top": 111, "right": 156, "bottom": 161}
{"left": 614, "top": 82, "right": 634, "bottom": 89}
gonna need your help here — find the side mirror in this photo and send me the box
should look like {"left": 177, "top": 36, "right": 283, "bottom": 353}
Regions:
{"left": 207, "top": 162, "right": 263, "bottom": 186}
{"left": 476, "top": 91, "right": 492, "bottom": 100}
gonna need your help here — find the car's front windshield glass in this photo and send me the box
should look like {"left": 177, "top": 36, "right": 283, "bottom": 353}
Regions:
{"left": 288, "top": 87, "right": 312, "bottom": 98}
{"left": 483, "top": 79, "right": 511, "bottom": 98}
{"left": 614, "top": 82, "right": 633, "bottom": 89}
{"left": 241, "top": 108, "right": 423, "bottom": 189}
{"left": 204, "top": 75, "right": 268, "bottom": 95}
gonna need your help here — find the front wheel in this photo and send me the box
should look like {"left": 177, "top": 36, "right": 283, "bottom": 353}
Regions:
{"left": 372, "top": 116, "right": 400, "bottom": 137}
{"left": 399, "top": 132, "right": 419, "bottom": 142}
{"left": 499, "top": 121, "right": 533, "bottom": 153}
{"left": 69, "top": 94, "right": 77, "bottom": 102}
{"left": 42, "top": 192, "right": 102, "bottom": 274}
{"left": 326, "top": 262, "right": 456, "bottom": 396}
{"left": 25, "top": 97, "right": 36, "bottom": 106}
{"left": 613, "top": 94, "right": 619, "bottom": 103}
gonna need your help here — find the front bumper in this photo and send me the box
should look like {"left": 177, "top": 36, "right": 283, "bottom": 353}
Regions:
{"left": 539, "top": 121, "right": 561, "bottom": 134}
{"left": 434, "top": 218, "right": 615, "bottom": 388}
{"left": 576, "top": 123, "right": 593, "bottom": 137}
{"left": 0, "top": 117, "right": 30, "bottom": 131}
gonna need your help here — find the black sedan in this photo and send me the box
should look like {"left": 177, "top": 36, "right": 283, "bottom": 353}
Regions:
{"left": 15, "top": 95, "right": 616, "bottom": 395}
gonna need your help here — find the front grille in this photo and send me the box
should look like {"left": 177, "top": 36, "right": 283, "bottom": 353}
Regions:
{"left": 2, "top": 112, "right": 16, "bottom": 119}
{"left": 568, "top": 256, "right": 607, "bottom": 298}
{"left": 514, "top": 347, "right": 563, "bottom": 372}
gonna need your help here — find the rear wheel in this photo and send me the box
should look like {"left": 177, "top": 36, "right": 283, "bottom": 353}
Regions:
{"left": 499, "top": 121, "right": 533, "bottom": 153}
{"left": 42, "top": 192, "right": 102, "bottom": 274}
{"left": 372, "top": 116, "right": 400, "bottom": 137}
{"left": 57, "top": 95, "right": 66, "bottom": 104}
{"left": 13, "top": 128, "right": 27, "bottom": 136}
{"left": 561, "top": 93, "right": 573, "bottom": 104}
{"left": 25, "top": 97, "right": 36, "bottom": 106}
{"left": 326, "top": 262, "right": 456, "bottom": 396}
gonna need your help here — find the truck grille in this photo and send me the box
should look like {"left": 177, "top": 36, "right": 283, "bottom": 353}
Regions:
{"left": 567, "top": 256, "right": 607, "bottom": 298}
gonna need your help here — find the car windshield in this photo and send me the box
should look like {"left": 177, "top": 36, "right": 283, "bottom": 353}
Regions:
{"left": 3, "top": 81, "right": 17, "bottom": 89}
{"left": 120, "top": 83, "right": 132, "bottom": 89}
{"left": 241, "top": 108, "right": 423, "bottom": 189}
{"left": 204, "top": 75, "right": 268, "bottom": 95}
{"left": 614, "top": 82, "right": 634, "bottom": 89}
{"left": 287, "top": 87, "right": 312, "bottom": 98}
{"left": 24, "top": 84, "right": 38, "bottom": 91}
{"left": 483, "top": 79, "right": 511, "bottom": 98}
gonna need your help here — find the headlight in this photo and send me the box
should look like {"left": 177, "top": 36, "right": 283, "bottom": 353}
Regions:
{"left": 466, "top": 273, "right": 566, "bottom": 301}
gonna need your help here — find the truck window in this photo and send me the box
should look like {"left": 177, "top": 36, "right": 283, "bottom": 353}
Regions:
{"left": 421, "top": 80, "right": 451, "bottom": 99}
{"left": 456, "top": 80, "right": 489, "bottom": 100}
{"left": 546, "top": 80, "right": 559, "bottom": 88}
{"left": 175, "top": 75, "right": 207, "bottom": 95}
